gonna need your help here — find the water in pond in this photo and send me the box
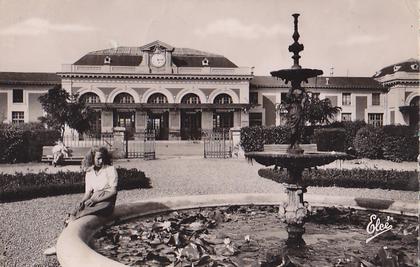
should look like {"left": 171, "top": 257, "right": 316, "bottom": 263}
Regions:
{"left": 91, "top": 205, "right": 418, "bottom": 266}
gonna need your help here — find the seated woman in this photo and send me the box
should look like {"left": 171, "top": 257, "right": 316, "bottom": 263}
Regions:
{"left": 44, "top": 146, "right": 118, "bottom": 256}
{"left": 51, "top": 140, "right": 69, "bottom": 167}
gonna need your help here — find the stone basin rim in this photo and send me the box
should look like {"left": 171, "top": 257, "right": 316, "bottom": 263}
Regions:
{"left": 56, "top": 193, "right": 418, "bottom": 267}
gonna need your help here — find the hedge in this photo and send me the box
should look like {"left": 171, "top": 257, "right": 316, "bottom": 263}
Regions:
{"left": 314, "top": 128, "right": 346, "bottom": 152}
{"left": 240, "top": 126, "right": 265, "bottom": 152}
{"left": 353, "top": 125, "right": 418, "bottom": 162}
{"left": 381, "top": 125, "right": 418, "bottom": 162}
{"left": 258, "top": 168, "right": 418, "bottom": 191}
{"left": 329, "top": 120, "right": 367, "bottom": 150}
{"left": 0, "top": 168, "right": 152, "bottom": 202}
{"left": 240, "top": 125, "right": 314, "bottom": 152}
{"left": 0, "top": 123, "right": 61, "bottom": 163}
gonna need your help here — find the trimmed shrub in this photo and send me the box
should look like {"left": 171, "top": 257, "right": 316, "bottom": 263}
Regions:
{"left": 382, "top": 125, "right": 418, "bottom": 162}
{"left": 263, "top": 126, "right": 290, "bottom": 145}
{"left": 330, "top": 120, "right": 367, "bottom": 150}
{"left": 240, "top": 126, "right": 265, "bottom": 152}
{"left": 0, "top": 168, "right": 151, "bottom": 202}
{"left": 353, "top": 125, "right": 385, "bottom": 159}
{"left": 258, "top": 168, "right": 418, "bottom": 191}
{"left": 0, "top": 123, "right": 60, "bottom": 163}
{"left": 314, "top": 128, "right": 346, "bottom": 152}
{"left": 241, "top": 125, "right": 314, "bottom": 152}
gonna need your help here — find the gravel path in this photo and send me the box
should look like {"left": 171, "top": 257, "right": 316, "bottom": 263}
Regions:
{"left": 0, "top": 157, "right": 418, "bottom": 267}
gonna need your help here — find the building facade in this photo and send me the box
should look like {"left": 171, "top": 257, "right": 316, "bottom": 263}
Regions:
{"left": 0, "top": 42, "right": 418, "bottom": 136}
{"left": 59, "top": 41, "right": 253, "bottom": 140}
{"left": 0, "top": 72, "right": 60, "bottom": 124}
{"left": 249, "top": 76, "right": 388, "bottom": 127}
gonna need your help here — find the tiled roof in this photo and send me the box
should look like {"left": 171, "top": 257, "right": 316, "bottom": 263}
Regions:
{"left": 74, "top": 55, "right": 143, "bottom": 66}
{"left": 374, "top": 58, "right": 419, "bottom": 78}
{"left": 251, "top": 76, "right": 385, "bottom": 90}
{"left": 74, "top": 42, "right": 236, "bottom": 68}
{"left": 0, "top": 72, "right": 60, "bottom": 85}
{"left": 172, "top": 56, "right": 236, "bottom": 68}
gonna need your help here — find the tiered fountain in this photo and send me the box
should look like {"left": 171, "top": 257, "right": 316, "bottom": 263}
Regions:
{"left": 245, "top": 13, "right": 349, "bottom": 247}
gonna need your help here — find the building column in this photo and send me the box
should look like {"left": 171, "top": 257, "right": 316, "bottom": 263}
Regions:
{"left": 240, "top": 110, "right": 249, "bottom": 127}
{"left": 201, "top": 111, "right": 213, "bottom": 136}
{"left": 135, "top": 110, "right": 147, "bottom": 133}
{"left": 233, "top": 110, "right": 241, "bottom": 128}
{"left": 112, "top": 126, "right": 126, "bottom": 159}
{"left": 169, "top": 110, "right": 180, "bottom": 140}
{"left": 102, "top": 110, "right": 113, "bottom": 133}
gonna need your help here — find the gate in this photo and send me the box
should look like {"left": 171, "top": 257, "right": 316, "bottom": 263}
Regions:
{"left": 124, "top": 130, "right": 156, "bottom": 159}
{"left": 203, "top": 129, "right": 232, "bottom": 158}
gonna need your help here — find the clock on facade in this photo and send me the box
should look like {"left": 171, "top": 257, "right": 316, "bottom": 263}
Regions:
{"left": 151, "top": 53, "right": 166, "bottom": 67}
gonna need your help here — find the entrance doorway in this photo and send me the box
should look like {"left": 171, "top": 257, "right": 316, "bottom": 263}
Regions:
{"left": 113, "top": 111, "right": 135, "bottom": 138}
{"left": 147, "top": 111, "right": 169, "bottom": 140}
{"left": 181, "top": 111, "right": 202, "bottom": 140}
{"left": 409, "top": 96, "right": 419, "bottom": 129}
{"left": 213, "top": 112, "right": 234, "bottom": 131}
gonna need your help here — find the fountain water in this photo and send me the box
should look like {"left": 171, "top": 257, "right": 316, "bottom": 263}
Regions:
{"left": 245, "top": 14, "right": 349, "bottom": 247}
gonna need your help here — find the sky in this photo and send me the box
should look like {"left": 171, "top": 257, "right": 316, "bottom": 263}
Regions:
{"left": 0, "top": 0, "right": 418, "bottom": 77}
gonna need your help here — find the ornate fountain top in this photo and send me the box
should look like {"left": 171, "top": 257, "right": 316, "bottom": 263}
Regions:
{"left": 289, "top": 13, "right": 304, "bottom": 70}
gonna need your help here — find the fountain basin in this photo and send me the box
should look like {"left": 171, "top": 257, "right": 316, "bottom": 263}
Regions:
{"left": 270, "top": 68, "right": 323, "bottom": 83}
{"left": 245, "top": 151, "right": 351, "bottom": 169}
{"left": 56, "top": 193, "right": 417, "bottom": 267}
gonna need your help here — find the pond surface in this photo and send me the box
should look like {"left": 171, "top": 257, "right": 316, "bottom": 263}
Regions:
{"left": 91, "top": 205, "right": 417, "bottom": 266}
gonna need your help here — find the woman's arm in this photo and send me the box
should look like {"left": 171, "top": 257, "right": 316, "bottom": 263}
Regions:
{"left": 90, "top": 187, "right": 117, "bottom": 203}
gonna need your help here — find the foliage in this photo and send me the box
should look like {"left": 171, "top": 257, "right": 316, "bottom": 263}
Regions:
{"left": 382, "top": 125, "right": 418, "bottom": 162}
{"left": 258, "top": 167, "right": 418, "bottom": 191}
{"left": 329, "top": 120, "right": 367, "bottom": 150}
{"left": 262, "top": 126, "right": 290, "bottom": 145}
{"left": 0, "top": 123, "right": 60, "bottom": 163}
{"left": 38, "top": 85, "right": 94, "bottom": 137}
{"left": 353, "top": 125, "right": 418, "bottom": 162}
{"left": 314, "top": 128, "right": 346, "bottom": 152}
{"left": 279, "top": 94, "right": 341, "bottom": 126}
{"left": 0, "top": 168, "right": 151, "bottom": 202}
{"left": 240, "top": 126, "right": 265, "bottom": 152}
{"left": 303, "top": 95, "right": 342, "bottom": 125}
{"left": 353, "top": 125, "right": 385, "bottom": 159}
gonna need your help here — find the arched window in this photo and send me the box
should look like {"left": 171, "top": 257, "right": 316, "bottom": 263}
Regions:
{"left": 181, "top": 93, "right": 201, "bottom": 104}
{"left": 147, "top": 93, "right": 168, "bottom": 104}
{"left": 80, "top": 92, "right": 101, "bottom": 104}
{"left": 114, "top": 93, "right": 134, "bottom": 104}
{"left": 214, "top": 94, "right": 233, "bottom": 104}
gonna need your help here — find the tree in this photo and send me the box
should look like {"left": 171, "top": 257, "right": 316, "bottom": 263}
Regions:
{"left": 304, "top": 95, "right": 342, "bottom": 125}
{"left": 278, "top": 93, "right": 341, "bottom": 126}
{"left": 38, "top": 85, "right": 94, "bottom": 138}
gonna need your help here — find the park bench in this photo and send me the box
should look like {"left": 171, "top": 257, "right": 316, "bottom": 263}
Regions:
{"left": 263, "top": 144, "right": 318, "bottom": 153}
{"left": 41, "top": 146, "right": 90, "bottom": 164}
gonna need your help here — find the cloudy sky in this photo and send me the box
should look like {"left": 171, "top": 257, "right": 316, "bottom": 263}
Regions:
{"left": 0, "top": 0, "right": 417, "bottom": 76}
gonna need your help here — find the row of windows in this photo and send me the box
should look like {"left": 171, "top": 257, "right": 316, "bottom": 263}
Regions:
{"left": 249, "top": 112, "right": 384, "bottom": 127}
{"left": 81, "top": 92, "right": 234, "bottom": 105}
{"left": 249, "top": 92, "right": 381, "bottom": 106}
{"left": 342, "top": 93, "right": 381, "bottom": 106}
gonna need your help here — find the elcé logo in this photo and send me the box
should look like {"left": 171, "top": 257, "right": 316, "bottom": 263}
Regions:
{"left": 366, "top": 214, "right": 393, "bottom": 243}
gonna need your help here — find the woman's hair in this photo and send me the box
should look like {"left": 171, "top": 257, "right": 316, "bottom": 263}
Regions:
{"left": 81, "top": 146, "right": 112, "bottom": 171}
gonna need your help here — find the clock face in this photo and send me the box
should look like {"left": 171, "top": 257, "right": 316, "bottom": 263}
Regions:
{"left": 151, "top": 53, "right": 166, "bottom": 67}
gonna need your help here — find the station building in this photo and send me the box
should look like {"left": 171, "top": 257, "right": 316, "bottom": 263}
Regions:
{"left": 59, "top": 40, "right": 253, "bottom": 140}
{"left": 0, "top": 41, "right": 418, "bottom": 138}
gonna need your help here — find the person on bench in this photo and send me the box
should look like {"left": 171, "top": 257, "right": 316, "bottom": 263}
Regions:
{"left": 51, "top": 140, "right": 69, "bottom": 167}
{"left": 44, "top": 146, "right": 118, "bottom": 256}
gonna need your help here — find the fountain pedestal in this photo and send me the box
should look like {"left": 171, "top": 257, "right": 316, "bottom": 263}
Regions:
{"left": 279, "top": 183, "right": 308, "bottom": 247}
